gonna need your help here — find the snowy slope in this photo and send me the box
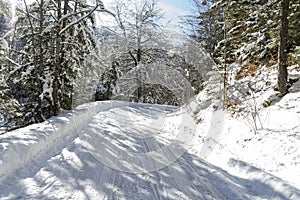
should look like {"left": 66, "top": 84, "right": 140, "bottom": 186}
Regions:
{"left": 190, "top": 96, "right": 300, "bottom": 199}
{"left": 0, "top": 97, "right": 300, "bottom": 199}
{"left": 190, "top": 64, "right": 300, "bottom": 193}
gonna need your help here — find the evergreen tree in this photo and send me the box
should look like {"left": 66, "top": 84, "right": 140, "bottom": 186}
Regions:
{"left": 0, "top": 50, "right": 21, "bottom": 130}
{"left": 183, "top": 0, "right": 223, "bottom": 55}
{"left": 288, "top": 0, "right": 300, "bottom": 48}
{"left": 4, "top": 0, "right": 104, "bottom": 128}
{"left": 186, "top": 0, "right": 299, "bottom": 66}
{"left": 0, "top": 0, "right": 10, "bottom": 36}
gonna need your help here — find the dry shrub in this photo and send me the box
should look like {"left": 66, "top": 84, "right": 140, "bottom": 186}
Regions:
{"left": 236, "top": 61, "right": 260, "bottom": 80}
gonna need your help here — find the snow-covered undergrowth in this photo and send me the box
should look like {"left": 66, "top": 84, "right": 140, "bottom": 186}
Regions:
{"left": 191, "top": 64, "right": 300, "bottom": 189}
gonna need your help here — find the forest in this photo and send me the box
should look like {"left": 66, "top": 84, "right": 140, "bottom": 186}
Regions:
{"left": 0, "top": 0, "right": 299, "bottom": 132}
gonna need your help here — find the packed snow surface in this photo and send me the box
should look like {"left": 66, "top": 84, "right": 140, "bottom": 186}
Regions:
{"left": 0, "top": 95, "right": 299, "bottom": 199}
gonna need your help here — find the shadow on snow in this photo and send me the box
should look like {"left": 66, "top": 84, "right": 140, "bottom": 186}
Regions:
{"left": 0, "top": 104, "right": 299, "bottom": 200}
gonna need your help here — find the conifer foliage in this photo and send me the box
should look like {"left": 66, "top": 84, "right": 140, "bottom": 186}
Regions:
{"left": 185, "top": 0, "right": 300, "bottom": 65}
{"left": 1, "top": 0, "right": 104, "bottom": 129}
{"left": 185, "top": 0, "right": 300, "bottom": 102}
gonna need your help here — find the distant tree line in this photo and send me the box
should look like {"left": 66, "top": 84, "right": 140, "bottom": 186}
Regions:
{"left": 0, "top": 0, "right": 208, "bottom": 132}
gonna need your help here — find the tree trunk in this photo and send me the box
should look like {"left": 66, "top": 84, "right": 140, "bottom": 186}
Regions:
{"left": 223, "top": 6, "right": 228, "bottom": 106}
{"left": 37, "top": 0, "right": 46, "bottom": 121}
{"left": 52, "top": 0, "right": 62, "bottom": 116}
{"left": 277, "top": 0, "right": 290, "bottom": 94}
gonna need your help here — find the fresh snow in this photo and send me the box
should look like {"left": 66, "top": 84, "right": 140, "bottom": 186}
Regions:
{"left": 0, "top": 66, "right": 300, "bottom": 199}
{"left": 0, "top": 38, "right": 9, "bottom": 51}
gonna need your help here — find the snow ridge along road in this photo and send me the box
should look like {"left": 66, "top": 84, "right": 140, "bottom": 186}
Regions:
{"left": 0, "top": 101, "right": 299, "bottom": 199}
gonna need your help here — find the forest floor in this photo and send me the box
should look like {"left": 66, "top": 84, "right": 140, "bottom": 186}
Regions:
{"left": 0, "top": 65, "right": 299, "bottom": 199}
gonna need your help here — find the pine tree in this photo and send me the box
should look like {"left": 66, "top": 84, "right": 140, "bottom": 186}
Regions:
{"left": 0, "top": 0, "right": 10, "bottom": 36}
{"left": 186, "top": 0, "right": 299, "bottom": 66}
{"left": 4, "top": 0, "right": 104, "bottom": 128}
{"left": 0, "top": 52, "right": 21, "bottom": 130}
{"left": 183, "top": 0, "right": 223, "bottom": 55}
{"left": 0, "top": 0, "right": 21, "bottom": 130}
{"left": 288, "top": 0, "right": 300, "bottom": 48}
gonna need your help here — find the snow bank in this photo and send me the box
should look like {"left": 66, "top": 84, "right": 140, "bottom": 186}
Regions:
{"left": 0, "top": 101, "right": 127, "bottom": 181}
{"left": 191, "top": 64, "right": 300, "bottom": 191}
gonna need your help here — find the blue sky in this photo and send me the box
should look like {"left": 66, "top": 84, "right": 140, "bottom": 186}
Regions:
{"left": 97, "top": 0, "right": 192, "bottom": 28}
{"left": 100, "top": 0, "right": 192, "bottom": 21}
{"left": 158, "top": 0, "right": 192, "bottom": 24}
{"left": 160, "top": 0, "right": 191, "bottom": 13}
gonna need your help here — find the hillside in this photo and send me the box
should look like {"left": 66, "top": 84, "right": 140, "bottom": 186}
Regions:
{"left": 192, "top": 64, "right": 300, "bottom": 190}
{"left": 0, "top": 64, "right": 299, "bottom": 199}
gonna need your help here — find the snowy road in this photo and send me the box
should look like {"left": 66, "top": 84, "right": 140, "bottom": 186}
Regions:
{"left": 0, "top": 101, "right": 300, "bottom": 199}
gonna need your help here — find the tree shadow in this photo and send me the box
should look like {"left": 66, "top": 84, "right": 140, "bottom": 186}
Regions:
{"left": 0, "top": 104, "right": 299, "bottom": 199}
{"left": 288, "top": 79, "right": 300, "bottom": 93}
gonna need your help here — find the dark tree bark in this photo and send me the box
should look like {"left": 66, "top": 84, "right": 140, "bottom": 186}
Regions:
{"left": 277, "top": 0, "right": 290, "bottom": 94}
{"left": 52, "top": 0, "right": 62, "bottom": 116}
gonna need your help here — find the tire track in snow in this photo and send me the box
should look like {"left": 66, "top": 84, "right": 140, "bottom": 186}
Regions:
{"left": 1, "top": 102, "right": 300, "bottom": 199}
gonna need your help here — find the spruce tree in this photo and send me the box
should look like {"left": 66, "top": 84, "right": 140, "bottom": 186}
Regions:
{"left": 5, "top": 0, "right": 104, "bottom": 128}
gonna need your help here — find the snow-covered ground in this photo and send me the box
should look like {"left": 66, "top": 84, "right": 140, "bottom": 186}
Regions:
{"left": 0, "top": 65, "right": 299, "bottom": 199}
{"left": 190, "top": 64, "right": 300, "bottom": 196}
{"left": 0, "top": 115, "right": 4, "bottom": 131}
